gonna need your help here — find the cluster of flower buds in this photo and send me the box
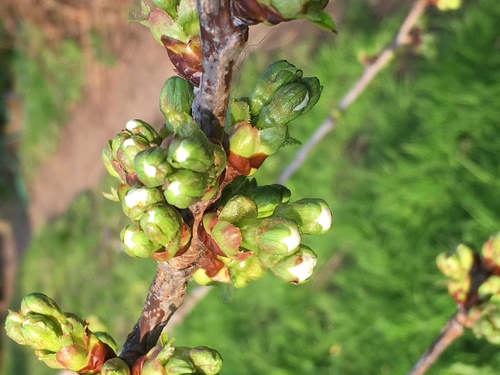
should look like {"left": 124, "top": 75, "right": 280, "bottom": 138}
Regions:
{"left": 136, "top": 0, "right": 201, "bottom": 86}
{"left": 227, "top": 60, "right": 322, "bottom": 176}
{"left": 102, "top": 77, "right": 226, "bottom": 259}
{"left": 132, "top": 336, "right": 223, "bottom": 375}
{"left": 436, "top": 244, "right": 475, "bottom": 305}
{"left": 4, "top": 293, "right": 117, "bottom": 374}
{"left": 232, "top": 0, "right": 335, "bottom": 32}
{"left": 193, "top": 177, "right": 332, "bottom": 286}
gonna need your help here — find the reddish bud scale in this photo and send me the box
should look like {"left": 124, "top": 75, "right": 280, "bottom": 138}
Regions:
{"left": 162, "top": 36, "right": 202, "bottom": 87}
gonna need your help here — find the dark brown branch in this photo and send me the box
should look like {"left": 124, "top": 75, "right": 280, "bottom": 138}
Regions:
{"left": 119, "top": 261, "right": 196, "bottom": 367}
{"left": 192, "top": 0, "right": 248, "bottom": 140}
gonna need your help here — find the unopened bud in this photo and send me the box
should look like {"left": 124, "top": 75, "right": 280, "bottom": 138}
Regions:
{"left": 189, "top": 346, "right": 223, "bottom": 375}
{"left": 239, "top": 218, "right": 301, "bottom": 265}
{"left": 273, "top": 198, "right": 332, "bottom": 234}
{"left": 121, "top": 186, "right": 165, "bottom": 221}
{"left": 165, "top": 356, "right": 196, "bottom": 374}
{"left": 270, "top": 245, "right": 317, "bottom": 284}
{"left": 227, "top": 122, "right": 261, "bottom": 158}
{"left": 116, "top": 134, "right": 151, "bottom": 174}
{"left": 120, "top": 223, "right": 163, "bottom": 258}
{"left": 5, "top": 310, "right": 28, "bottom": 345}
{"left": 229, "top": 257, "right": 267, "bottom": 288}
{"left": 482, "top": 232, "right": 500, "bottom": 268}
{"left": 164, "top": 169, "right": 209, "bottom": 208}
{"left": 167, "top": 136, "right": 214, "bottom": 172}
{"left": 255, "top": 83, "right": 309, "bottom": 129}
{"left": 101, "top": 357, "right": 131, "bottom": 375}
{"left": 436, "top": 244, "right": 474, "bottom": 281}
{"left": 479, "top": 276, "right": 500, "bottom": 302}
{"left": 134, "top": 146, "right": 173, "bottom": 187}
{"left": 160, "top": 77, "right": 194, "bottom": 128}
{"left": 140, "top": 204, "right": 183, "bottom": 255}
{"left": 125, "top": 119, "right": 162, "bottom": 145}
{"left": 245, "top": 184, "right": 291, "bottom": 218}
{"left": 20, "top": 293, "right": 64, "bottom": 321}
{"left": 249, "top": 60, "right": 302, "bottom": 116}
{"left": 20, "top": 313, "right": 64, "bottom": 351}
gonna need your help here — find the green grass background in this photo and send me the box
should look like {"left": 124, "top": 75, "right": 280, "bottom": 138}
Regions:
{"left": 2, "top": 0, "right": 500, "bottom": 374}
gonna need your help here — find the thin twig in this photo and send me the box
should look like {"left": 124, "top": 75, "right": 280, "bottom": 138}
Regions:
{"left": 407, "top": 310, "right": 466, "bottom": 375}
{"left": 277, "top": 0, "right": 430, "bottom": 184}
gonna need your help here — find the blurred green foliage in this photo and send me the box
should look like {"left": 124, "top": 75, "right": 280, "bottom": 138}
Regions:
{"left": 15, "top": 22, "right": 85, "bottom": 177}
{"left": 2, "top": 0, "right": 500, "bottom": 374}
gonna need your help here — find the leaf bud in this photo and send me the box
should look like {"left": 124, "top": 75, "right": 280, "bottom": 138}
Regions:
{"left": 101, "top": 357, "right": 131, "bottom": 375}
{"left": 249, "top": 60, "right": 302, "bottom": 116}
{"left": 120, "top": 223, "right": 163, "bottom": 258}
{"left": 270, "top": 244, "right": 318, "bottom": 284}
{"left": 273, "top": 198, "right": 332, "bottom": 234}
{"left": 134, "top": 147, "right": 173, "bottom": 187}
{"left": 140, "top": 204, "right": 183, "bottom": 255}
{"left": 164, "top": 169, "right": 209, "bottom": 208}
{"left": 167, "top": 136, "right": 214, "bottom": 172}
{"left": 125, "top": 119, "right": 162, "bottom": 145}
{"left": 160, "top": 76, "right": 194, "bottom": 128}
{"left": 121, "top": 186, "right": 165, "bottom": 221}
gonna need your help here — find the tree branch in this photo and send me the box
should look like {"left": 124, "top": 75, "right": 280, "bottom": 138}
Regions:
{"left": 120, "top": 0, "right": 249, "bottom": 367}
{"left": 277, "top": 0, "right": 430, "bottom": 184}
{"left": 407, "top": 310, "right": 466, "bottom": 375}
{"left": 192, "top": 0, "right": 248, "bottom": 140}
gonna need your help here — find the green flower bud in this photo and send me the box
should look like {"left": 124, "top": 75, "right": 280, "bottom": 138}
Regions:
{"left": 20, "top": 313, "right": 64, "bottom": 351}
{"left": 273, "top": 198, "right": 332, "bottom": 234}
{"left": 255, "top": 83, "right": 309, "bottom": 129}
{"left": 121, "top": 186, "right": 165, "bottom": 221}
{"left": 472, "top": 304, "right": 500, "bottom": 344}
{"left": 447, "top": 278, "right": 470, "bottom": 304}
{"left": 34, "top": 349, "right": 65, "bottom": 369}
{"left": 101, "top": 357, "right": 131, "bottom": 375}
{"left": 238, "top": 218, "right": 301, "bottom": 264}
{"left": 116, "top": 134, "right": 152, "bottom": 174}
{"left": 165, "top": 356, "right": 196, "bottom": 374}
{"left": 300, "top": 77, "right": 322, "bottom": 115}
{"left": 102, "top": 142, "right": 125, "bottom": 182}
{"left": 120, "top": 223, "right": 163, "bottom": 258}
{"left": 256, "top": 124, "right": 289, "bottom": 156}
{"left": 482, "top": 232, "right": 500, "bottom": 268}
{"left": 5, "top": 310, "right": 28, "bottom": 345}
{"left": 227, "top": 121, "right": 261, "bottom": 158}
{"left": 209, "top": 217, "right": 242, "bottom": 257}
{"left": 478, "top": 276, "right": 500, "bottom": 302}
{"left": 134, "top": 146, "right": 173, "bottom": 187}
{"left": 152, "top": 0, "right": 180, "bottom": 17}
{"left": 94, "top": 331, "right": 118, "bottom": 353}
{"left": 218, "top": 195, "right": 258, "bottom": 223}
{"left": 189, "top": 346, "right": 223, "bottom": 375}
{"left": 126, "top": 119, "right": 162, "bottom": 145}
{"left": 20, "top": 293, "right": 64, "bottom": 321}
{"left": 249, "top": 60, "right": 302, "bottom": 116}
{"left": 160, "top": 76, "right": 194, "bottom": 128}
{"left": 270, "top": 244, "right": 317, "bottom": 284}
{"left": 55, "top": 343, "right": 91, "bottom": 372}
{"left": 140, "top": 204, "right": 183, "bottom": 254}
{"left": 229, "top": 256, "right": 267, "bottom": 288}
{"left": 245, "top": 184, "right": 291, "bottom": 218}
{"left": 436, "top": 244, "right": 474, "bottom": 281}
{"left": 167, "top": 136, "right": 214, "bottom": 172}
{"left": 164, "top": 169, "right": 209, "bottom": 208}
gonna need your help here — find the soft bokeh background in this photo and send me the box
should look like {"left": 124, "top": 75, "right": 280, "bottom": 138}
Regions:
{"left": 1, "top": 0, "right": 500, "bottom": 374}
